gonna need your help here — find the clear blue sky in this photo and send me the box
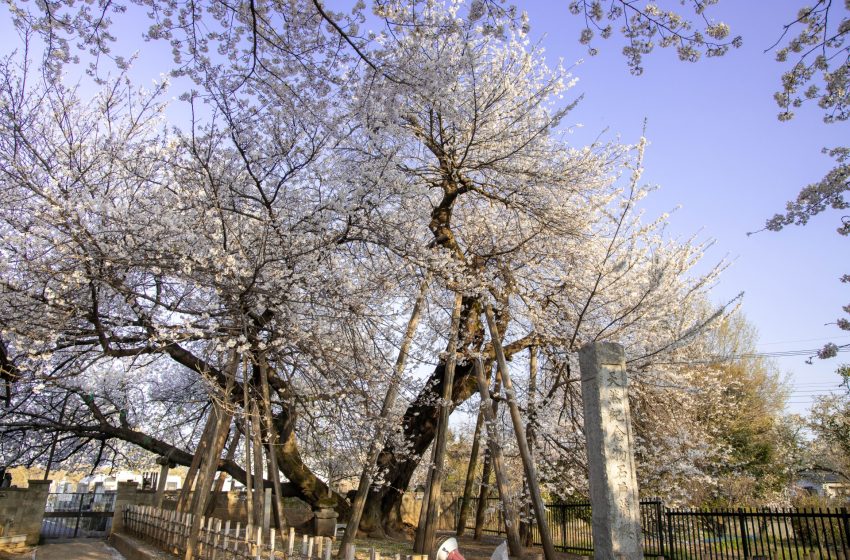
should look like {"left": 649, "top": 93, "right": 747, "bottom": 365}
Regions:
{"left": 516, "top": 1, "right": 849, "bottom": 413}
{"left": 1, "top": 1, "right": 846, "bottom": 414}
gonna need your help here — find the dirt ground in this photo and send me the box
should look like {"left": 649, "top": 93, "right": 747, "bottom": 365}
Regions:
{"left": 0, "top": 533, "right": 586, "bottom": 560}
{"left": 0, "top": 540, "right": 125, "bottom": 560}
{"left": 341, "top": 530, "right": 585, "bottom": 560}
{"left": 444, "top": 532, "right": 584, "bottom": 560}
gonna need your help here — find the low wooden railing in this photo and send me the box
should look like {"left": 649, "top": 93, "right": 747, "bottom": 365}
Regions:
{"left": 123, "top": 505, "right": 429, "bottom": 560}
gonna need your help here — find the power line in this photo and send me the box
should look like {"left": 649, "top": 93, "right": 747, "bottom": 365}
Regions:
{"left": 758, "top": 335, "right": 850, "bottom": 347}
{"left": 749, "top": 348, "right": 849, "bottom": 358}
{"left": 790, "top": 382, "right": 844, "bottom": 386}
{"left": 635, "top": 340, "right": 850, "bottom": 371}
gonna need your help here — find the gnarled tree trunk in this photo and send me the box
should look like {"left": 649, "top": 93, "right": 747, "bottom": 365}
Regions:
{"left": 360, "top": 358, "right": 480, "bottom": 534}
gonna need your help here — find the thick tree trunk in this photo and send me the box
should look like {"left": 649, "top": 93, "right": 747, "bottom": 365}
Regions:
{"left": 360, "top": 294, "right": 541, "bottom": 533}
{"left": 271, "top": 401, "right": 350, "bottom": 518}
{"left": 361, "top": 293, "right": 485, "bottom": 534}
{"left": 363, "top": 358, "right": 479, "bottom": 533}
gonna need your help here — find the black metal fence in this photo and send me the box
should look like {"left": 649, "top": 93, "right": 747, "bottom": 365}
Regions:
{"left": 41, "top": 492, "right": 116, "bottom": 538}
{"left": 456, "top": 498, "right": 850, "bottom": 559}
{"left": 662, "top": 507, "right": 849, "bottom": 560}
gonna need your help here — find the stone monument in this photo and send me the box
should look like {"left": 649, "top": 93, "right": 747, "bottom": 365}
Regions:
{"left": 313, "top": 497, "right": 339, "bottom": 537}
{"left": 579, "top": 342, "right": 643, "bottom": 560}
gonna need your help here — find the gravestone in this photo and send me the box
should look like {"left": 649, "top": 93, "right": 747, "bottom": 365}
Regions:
{"left": 579, "top": 342, "right": 643, "bottom": 560}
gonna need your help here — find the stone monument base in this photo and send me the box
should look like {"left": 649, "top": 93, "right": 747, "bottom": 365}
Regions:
{"left": 313, "top": 507, "right": 338, "bottom": 537}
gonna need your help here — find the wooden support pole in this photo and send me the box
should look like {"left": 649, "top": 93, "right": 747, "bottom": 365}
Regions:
{"left": 456, "top": 408, "right": 483, "bottom": 536}
{"left": 262, "top": 487, "right": 272, "bottom": 535}
{"left": 176, "top": 413, "right": 217, "bottom": 513}
{"left": 483, "top": 304, "right": 556, "bottom": 560}
{"left": 526, "top": 345, "right": 539, "bottom": 450}
{"left": 414, "top": 291, "right": 463, "bottom": 556}
{"left": 184, "top": 400, "right": 234, "bottom": 560}
{"left": 242, "top": 358, "right": 254, "bottom": 536}
{"left": 251, "top": 401, "right": 265, "bottom": 529}
{"left": 472, "top": 446, "right": 492, "bottom": 541}
{"left": 222, "top": 429, "right": 242, "bottom": 478}
{"left": 413, "top": 440, "right": 435, "bottom": 548}
{"left": 340, "top": 274, "right": 431, "bottom": 555}
{"left": 520, "top": 345, "right": 539, "bottom": 546}
{"left": 472, "top": 358, "right": 523, "bottom": 557}
{"left": 474, "top": 364, "right": 500, "bottom": 541}
{"left": 206, "top": 428, "right": 241, "bottom": 516}
{"left": 259, "top": 357, "right": 287, "bottom": 533}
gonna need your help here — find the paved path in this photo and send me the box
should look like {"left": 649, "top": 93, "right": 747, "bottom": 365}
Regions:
{"left": 35, "top": 540, "right": 124, "bottom": 560}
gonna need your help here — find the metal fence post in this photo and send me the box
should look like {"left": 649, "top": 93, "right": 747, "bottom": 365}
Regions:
{"left": 654, "top": 500, "right": 665, "bottom": 559}
{"left": 737, "top": 508, "right": 750, "bottom": 559}
{"left": 72, "top": 493, "right": 85, "bottom": 538}
{"left": 561, "top": 508, "right": 567, "bottom": 552}
{"left": 842, "top": 507, "right": 850, "bottom": 549}
{"left": 665, "top": 510, "right": 676, "bottom": 560}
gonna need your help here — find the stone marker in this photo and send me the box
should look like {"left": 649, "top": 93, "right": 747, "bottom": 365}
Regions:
{"left": 154, "top": 456, "right": 175, "bottom": 508}
{"left": 579, "top": 342, "right": 643, "bottom": 560}
{"left": 313, "top": 502, "right": 339, "bottom": 537}
{"left": 263, "top": 488, "right": 272, "bottom": 534}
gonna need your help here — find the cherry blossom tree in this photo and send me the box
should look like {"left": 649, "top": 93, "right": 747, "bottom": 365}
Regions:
{"left": 326, "top": 2, "right": 741, "bottom": 532}
{"left": 0, "top": 0, "right": 750, "bottom": 537}
{"left": 0, "top": 15, "right": 394, "bottom": 511}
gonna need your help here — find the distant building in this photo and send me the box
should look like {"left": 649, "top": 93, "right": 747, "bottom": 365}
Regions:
{"left": 796, "top": 469, "right": 850, "bottom": 500}
{"left": 47, "top": 469, "right": 250, "bottom": 495}
{"left": 51, "top": 470, "right": 183, "bottom": 493}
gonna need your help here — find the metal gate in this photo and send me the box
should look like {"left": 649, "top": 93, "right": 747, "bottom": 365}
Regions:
{"left": 41, "top": 492, "right": 116, "bottom": 538}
